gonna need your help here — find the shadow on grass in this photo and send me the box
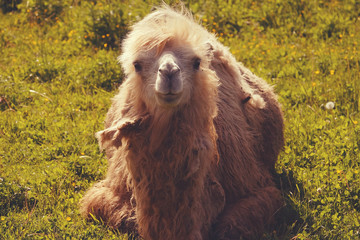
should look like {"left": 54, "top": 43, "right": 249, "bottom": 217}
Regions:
{"left": 267, "top": 170, "right": 311, "bottom": 240}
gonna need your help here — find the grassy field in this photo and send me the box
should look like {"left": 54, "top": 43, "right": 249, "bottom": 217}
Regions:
{"left": 0, "top": 0, "right": 359, "bottom": 239}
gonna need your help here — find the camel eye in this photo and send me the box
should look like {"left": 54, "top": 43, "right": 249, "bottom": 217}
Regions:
{"left": 193, "top": 58, "right": 201, "bottom": 70}
{"left": 133, "top": 61, "right": 142, "bottom": 72}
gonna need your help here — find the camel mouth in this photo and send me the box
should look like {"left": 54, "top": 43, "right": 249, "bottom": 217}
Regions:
{"left": 155, "top": 92, "right": 182, "bottom": 107}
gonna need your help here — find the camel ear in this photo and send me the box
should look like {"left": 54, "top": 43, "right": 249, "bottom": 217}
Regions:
{"left": 205, "top": 41, "right": 215, "bottom": 59}
{"left": 95, "top": 116, "right": 148, "bottom": 150}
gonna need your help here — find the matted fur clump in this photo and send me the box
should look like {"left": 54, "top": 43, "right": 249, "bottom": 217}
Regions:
{"left": 80, "top": 6, "right": 284, "bottom": 240}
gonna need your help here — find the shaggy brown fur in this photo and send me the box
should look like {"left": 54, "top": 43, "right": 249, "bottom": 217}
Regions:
{"left": 80, "top": 6, "right": 284, "bottom": 240}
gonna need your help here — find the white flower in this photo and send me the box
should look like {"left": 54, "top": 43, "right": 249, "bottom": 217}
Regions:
{"left": 325, "top": 101, "right": 335, "bottom": 110}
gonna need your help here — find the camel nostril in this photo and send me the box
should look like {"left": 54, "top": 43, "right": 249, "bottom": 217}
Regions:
{"left": 170, "top": 66, "right": 180, "bottom": 75}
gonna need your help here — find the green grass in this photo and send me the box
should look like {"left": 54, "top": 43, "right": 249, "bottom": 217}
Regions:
{"left": 1, "top": 0, "right": 359, "bottom": 239}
